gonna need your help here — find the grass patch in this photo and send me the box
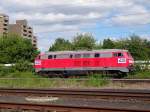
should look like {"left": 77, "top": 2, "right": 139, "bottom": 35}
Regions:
{"left": 1, "top": 70, "right": 150, "bottom": 89}
{"left": 85, "top": 74, "right": 108, "bottom": 87}
{"left": 0, "top": 72, "right": 109, "bottom": 88}
{"left": 127, "top": 70, "right": 150, "bottom": 79}
{"left": 0, "top": 71, "right": 40, "bottom": 78}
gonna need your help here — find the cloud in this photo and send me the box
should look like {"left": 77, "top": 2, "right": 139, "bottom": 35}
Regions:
{"left": 110, "top": 12, "right": 150, "bottom": 26}
{"left": 0, "top": 0, "right": 133, "bottom": 8}
{"left": 105, "top": 2, "right": 150, "bottom": 26}
{"left": 0, "top": 0, "right": 148, "bottom": 32}
{"left": 10, "top": 12, "right": 103, "bottom": 25}
{"left": 0, "top": 0, "right": 150, "bottom": 51}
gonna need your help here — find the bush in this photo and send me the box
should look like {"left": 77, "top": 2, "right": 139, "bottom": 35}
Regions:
{"left": 12, "top": 60, "right": 33, "bottom": 72}
{"left": 0, "top": 66, "right": 14, "bottom": 76}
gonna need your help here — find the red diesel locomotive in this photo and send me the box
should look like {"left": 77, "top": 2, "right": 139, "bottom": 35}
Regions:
{"left": 34, "top": 49, "right": 134, "bottom": 76}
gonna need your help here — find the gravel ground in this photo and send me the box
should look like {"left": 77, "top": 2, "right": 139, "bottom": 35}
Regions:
{"left": 0, "top": 95, "right": 150, "bottom": 111}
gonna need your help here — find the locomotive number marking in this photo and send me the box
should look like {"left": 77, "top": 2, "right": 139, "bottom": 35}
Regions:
{"left": 118, "top": 58, "right": 126, "bottom": 63}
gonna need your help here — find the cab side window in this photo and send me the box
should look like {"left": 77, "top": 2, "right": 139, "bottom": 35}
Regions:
{"left": 113, "top": 53, "right": 123, "bottom": 57}
{"left": 118, "top": 53, "right": 123, "bottom": 57}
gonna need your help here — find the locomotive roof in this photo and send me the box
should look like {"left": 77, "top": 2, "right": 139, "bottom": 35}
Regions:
{"left": 45, "top": 49, "right": 128, "bottom": 55}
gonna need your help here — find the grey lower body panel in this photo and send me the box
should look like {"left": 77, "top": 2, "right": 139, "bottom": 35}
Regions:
{"left": 36, "top": 67, "right": 129, "bottom": 73}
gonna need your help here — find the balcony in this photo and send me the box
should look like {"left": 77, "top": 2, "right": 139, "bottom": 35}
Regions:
{"left": 28, "top": 27, "right": 32, "bottom": 29}
{"left": 28, "top": 31, "right": 32, "bottom": 33}
{"left": 23, "top": 29, "right": 27, "bottom": 32}
{"left": 23, "top": 25, "right": 26, "bottom": 28}
{"left": 28, "top": 35, "right": 32, "bottom": 37}
{"left": 4, "top": 19, "right": 8, "bottom": 23}
{"left": 3, "top": 23, "right": 8, "bottom": 26}
{"left": 23, "top": 34, "right": 27, "bottom": 36}
{"left": 3, "top": 28, "right": 8, "bottom": 31}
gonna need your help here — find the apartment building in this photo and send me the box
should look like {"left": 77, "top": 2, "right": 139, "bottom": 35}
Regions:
{"left": 0, "top": 14, "right": 37, "bottom": 48}
{"left": 9, "top": 20, "right": 33, "bottom": 39}
{"left": 32, "top": 36, "right": 37, "bottom": 48}
{"left": 0, "top": 14, "right": 9, "bottom": 35}
{"left": 8, "top": 20, "right": 37, "bottom": 48}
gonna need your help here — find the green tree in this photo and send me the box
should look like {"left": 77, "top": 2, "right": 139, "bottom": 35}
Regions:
{"left": 102, "top": 38, "right": 115, "bottom": 49}
{"left": 72, "top": 33, "right": 96, "bottom": 50}
{"left": 94, "top": 41, "right": 103, "bottom": 49}
{"left": 0, "top": 34, "right": 38, "bottom": 63}
{"left": 49, "top": 38, "right": 72, "bottom": 51}
{"left": 115, "top": 35, "right": 150, "bottom": 60}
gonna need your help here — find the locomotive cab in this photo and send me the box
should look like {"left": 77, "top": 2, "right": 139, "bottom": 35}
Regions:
{"left": 126, "top": 52, "right": 134, "bottom": 71}
{"left": 113, "top": 51, "right": 134, "bottom": 72}
{"left": 34, "top": 54, "right": 42, "bottom": 73}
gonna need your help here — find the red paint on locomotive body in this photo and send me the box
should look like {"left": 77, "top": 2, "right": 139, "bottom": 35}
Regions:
{"left": 34, "top": 49, "right": 134, "bottom": 74}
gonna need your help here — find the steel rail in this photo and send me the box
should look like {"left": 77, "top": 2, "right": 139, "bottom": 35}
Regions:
{"left": 0, "top": 88, "right": 150, "bottom": 101}
{"left": 0, "top": 78, "right": 150, "bottom": 82}
{"left": 0, "top": 101, "right": 150, "bottom": 112}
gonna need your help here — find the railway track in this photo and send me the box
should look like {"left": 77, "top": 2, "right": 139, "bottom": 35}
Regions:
{"left": 0, "top": 88, "right": 150, "bottom": 111}
{"left": 0, "top": 95, "right": 150, "bottom": 112}
{"left": 0, "top": 88, "right": 150, "bottom": 101}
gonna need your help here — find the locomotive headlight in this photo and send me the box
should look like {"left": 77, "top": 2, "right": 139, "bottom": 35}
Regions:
{"left": 129, "top": 60, "right": 134, "bottom": 64}
{"left": 35, "top": 60, "right": 41, "bottom": 65}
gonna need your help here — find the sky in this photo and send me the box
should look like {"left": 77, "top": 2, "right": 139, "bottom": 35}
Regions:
{"left": 0, "top": 0, "right": 150, "bottom": 51}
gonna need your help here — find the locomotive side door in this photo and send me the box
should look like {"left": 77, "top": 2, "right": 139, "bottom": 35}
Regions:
{"left": 82, "top": 53, "right": 91, "bottom": 68}
{"left": 101, "top": 52, "right": 113, "bottom": 68}
{"left": 73, "top": 54, "right": 82, "bottom": 69}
